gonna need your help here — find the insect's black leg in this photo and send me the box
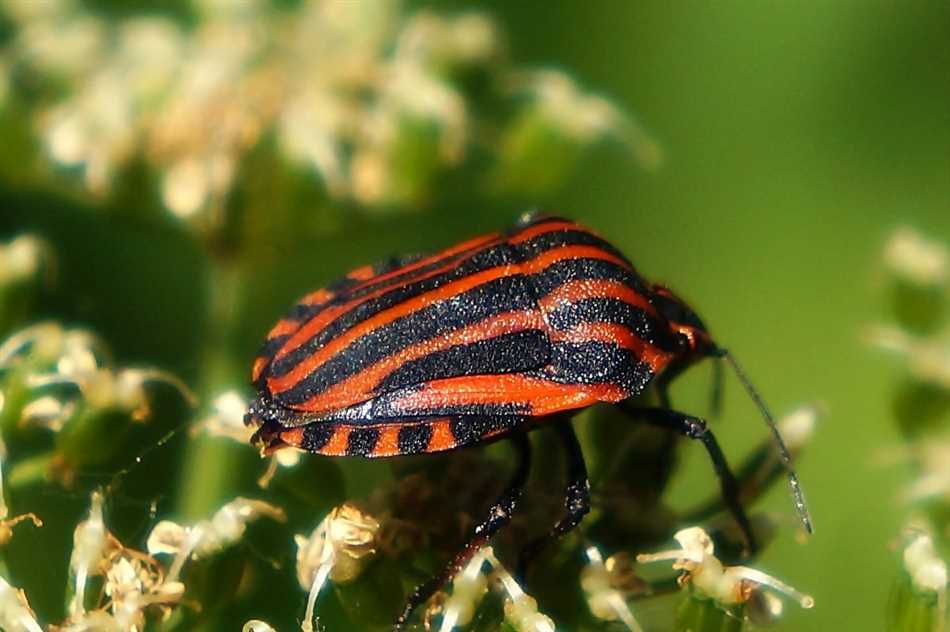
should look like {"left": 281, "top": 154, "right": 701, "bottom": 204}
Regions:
{"left": 617, "top": 403, "right": 757, "bottom": 556}
{"left": 394, "top": 431, "right": 532, "bottom": 630}
{"left": 516, "top": 419, "right": 590, "bottom": 581}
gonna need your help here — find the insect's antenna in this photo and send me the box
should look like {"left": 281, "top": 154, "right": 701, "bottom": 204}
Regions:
{"left": 719, "top": 348, "right": 814, "bottom": 535}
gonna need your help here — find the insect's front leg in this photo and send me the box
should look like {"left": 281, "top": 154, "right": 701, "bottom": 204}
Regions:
{"left": 394, "top": 431, "right": 533, "bottom": 630}
{"left": 616, "top": 403, "right": 757, "bottom": 557}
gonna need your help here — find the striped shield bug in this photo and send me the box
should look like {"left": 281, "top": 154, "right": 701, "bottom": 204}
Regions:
{"left": 245, "top": 213, "right": 812, "bottom": 628}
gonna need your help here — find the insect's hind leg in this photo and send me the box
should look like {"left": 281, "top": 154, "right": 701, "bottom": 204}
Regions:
{"left": 617, "top": 403, "right": 757, "bottom": 556}
{"left": 516, "top": 419, "right": 590, "bottom": 581}
{"left": 394, "top": 431, "right": 533, "bottom": 630}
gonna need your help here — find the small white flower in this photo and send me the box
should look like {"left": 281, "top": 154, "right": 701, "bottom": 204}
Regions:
{"left": 637, "top": 527, "right": 814, "bottom": 612}
{"left": 242, "top": 620, "right": 278, "bottom": 632}
{"left": 69, "top": 491, "right": 112, "bottom": 617}
{"left": 884, "top": 227, "right": 948, "bottom": 287}
{"left": 0, "top": 574, "right": 43, "bottom": 632}
{"left": 295, "top": 503, "right": 380, "bottom": 632}
{"left": 903, "top": 532, "right": 948, "bottom": 595}
{"left": 147, "top": 497, "right": 285, "bottom": 582}
{"left": 0, "top": 235, "right": 51, "bottom": 287}
{"left": 580, "top": 545, "right": 643, "bottom": 632}
{"left": 438, "top": 549, "right": 489, "bottom": 631}
{"left": 867, "top": 325, "right": 950, "bottom": 390}
{"left": 484, "top": 548, "right": 555, "bottom": 632}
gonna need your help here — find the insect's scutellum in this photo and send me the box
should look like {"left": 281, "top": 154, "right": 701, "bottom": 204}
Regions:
{"left": 244, "top": 214, "right": 812, "bottom": 626}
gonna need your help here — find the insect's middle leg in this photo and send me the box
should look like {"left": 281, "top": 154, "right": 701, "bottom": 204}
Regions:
{"left": 394, "top": 431, "right": 532, "bottom": 630}
{"left": 617, "top": 403, "right": 757, "bottom": 556}
{"left": 516, "top": 419, "right": 590, "bottom": 580}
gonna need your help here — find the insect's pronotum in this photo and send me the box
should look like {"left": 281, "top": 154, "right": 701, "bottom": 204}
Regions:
{"left": 245, "top": 214, "right": 812, "bottom": 628}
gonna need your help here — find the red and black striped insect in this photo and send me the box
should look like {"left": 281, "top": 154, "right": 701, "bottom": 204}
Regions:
{"left": 245, "top": 214, "right": 812, "bottom": 628}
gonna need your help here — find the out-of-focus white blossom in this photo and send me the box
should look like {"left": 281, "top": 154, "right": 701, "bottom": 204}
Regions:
{"left": 194, "top": 390, "right": 300, "bottom": 487}
{"left": 242, "top": 621, "right": 278, "bottom": 632}
{"left": 2, "top": 1, "right": 650, "bottom": 219}
{"left": 0, "top": 574, "right": 43, "bottom": 632}
{"left": 903, "top": 532, "right": 948, "bottom": 595}
{"left": 581, "top": 545, "right": 643, "bottom": 632}
{"left": 867, "top": 325, "right": 950, "bottom": 390}
{"left": 637, "top": 527, "right": 814, "bottom": 612}
{"left": 778, "top": 404, "right": 820, "bottom": 453}
{"left": 147, "top": 497, "right": 286, "bottom": 582}
{"left": 884, "top": 227, "right": 949, "bottom": 287}
{"left": 396, "top": 11, "right": 500, "bottom": 73}
{"left": 0, "top": 322, "right": 194, "bottom": 432}
{"left": 517, "top": 70, "right": 662, "bottom": 168}
{"left": 0, "top": 235, "right": 51, "bottom": 288}
{"left": 295, "top": 503, "right": 380, "bottom": 632}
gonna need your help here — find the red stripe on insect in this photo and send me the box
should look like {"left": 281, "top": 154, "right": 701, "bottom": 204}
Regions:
{"left": 537, "top": 279, "right": 656, "bottom": 315}
{"left": 301, "top": 288, "right": 335, "bottom": 306}
{"left": 386, "top": 374, "right": 627, "bottom": 418}
{"left": 269, "top": 265, "right": 519, "bottom": 395}
{"left": 266, "top": 318, "right": 301, "bottom": 339}
{"left": 292, "top": 309, "right": 544, "bottom": 414}
{"left": 427, "top": 419, "right": 457, "bottom": 452}
{"left": 370, "top": 425, "right": 402, "bottom": 457}
{"left": 550, "top": 322, "right": 672, "bottom": 374}
{"left": 273, "top": 240, "right": 503, "bottom": 362}
{"left": 347, "top": 265, "right": 378, "bottom": 282}
{"left": 348, "top": 233, "right": 502, "bottom": 293}
{"left": 522, "top": 245, "right": 631, "bottom": 274}
{"left": 251, "top": 357, "right": 269, "bottom": 382}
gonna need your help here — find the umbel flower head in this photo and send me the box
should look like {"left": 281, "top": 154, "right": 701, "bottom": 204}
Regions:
{"left": 0, "top": 0, "right": 655, "bottom": 223}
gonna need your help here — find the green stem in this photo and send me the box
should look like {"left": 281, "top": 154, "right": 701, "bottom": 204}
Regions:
{"left": 175, "top": 257, "right": 245, "bottom": 520}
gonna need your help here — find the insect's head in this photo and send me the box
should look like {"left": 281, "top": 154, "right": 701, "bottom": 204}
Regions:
{"left": 650, "top": 285, "right": 715, "bottom": 357}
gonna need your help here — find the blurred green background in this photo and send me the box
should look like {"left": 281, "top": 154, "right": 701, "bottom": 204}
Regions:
{"left": 2, "top": 1, "right": 949, "bottom": 631}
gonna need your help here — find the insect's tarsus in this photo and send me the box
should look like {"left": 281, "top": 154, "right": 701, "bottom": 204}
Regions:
{"left": 717, "top": 348, "right": 814, "bottom": 534}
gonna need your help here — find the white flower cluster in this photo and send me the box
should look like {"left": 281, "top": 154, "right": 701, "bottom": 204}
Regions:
{"left": 637, "top": 526, "right": 814, "bottom": 616}
{"left": 34, "top": 491, "right": 286, "bottom": 631}
{"left": 0, "top": 322, "right": 194, "bottom": 433}
{"left": 423, "top": 546, "right": 554, "bottom": 632}
{"left": 0, "top": 235, "right": 51, "bottom": 290}
{"left": 0, "top": 0, "right": 651, "bottom": 221}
